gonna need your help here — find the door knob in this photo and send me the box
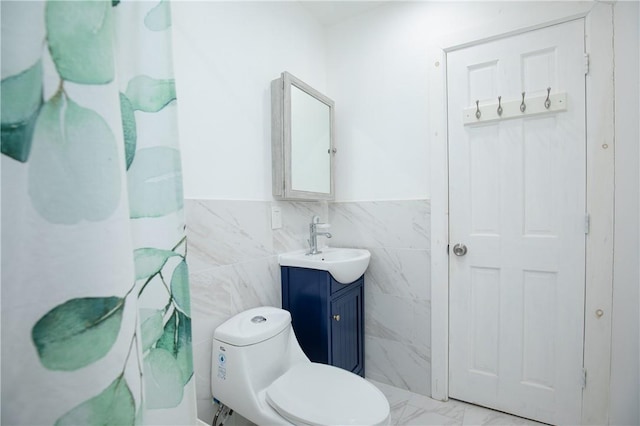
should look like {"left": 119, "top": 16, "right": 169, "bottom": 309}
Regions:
{"left": 452, "top": 243, "right": 468, "bottom": 256}
{"left": 332, "top": 314, "right": 341, "bottom": 321}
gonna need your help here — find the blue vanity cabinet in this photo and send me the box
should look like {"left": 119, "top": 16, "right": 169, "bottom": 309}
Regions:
{"left": 281, "top": 266, "right": 364, "bottom": 377}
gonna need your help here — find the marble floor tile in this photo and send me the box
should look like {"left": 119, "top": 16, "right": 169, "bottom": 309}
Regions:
{"left": 461, "top": 404, "right": 546, "bottom": 426}
{"left": 369, "top": 379, "right": 414, "bottom": 405}
{"left": 400, "top": 405, "right": 463, "bottom": 426}
{"left": 368, "top": 380, "right": 413, "bottom": 424}
{"left": 368, "top": 380, "right": 546, "bottom": 426}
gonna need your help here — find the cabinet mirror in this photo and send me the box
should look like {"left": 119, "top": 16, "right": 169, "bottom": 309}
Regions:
{"left": 271, "top": 72, "right": 335, "bottom": 200}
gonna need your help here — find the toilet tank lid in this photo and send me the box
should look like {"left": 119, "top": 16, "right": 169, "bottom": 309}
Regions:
{"left": 214, "top": 307, "right": 291, "bottom": 347}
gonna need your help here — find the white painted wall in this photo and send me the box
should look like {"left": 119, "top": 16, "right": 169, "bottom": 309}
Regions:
{"left": 172, "top": 1, "right": 602, "bottom": 203}
{"left": 325, "top": 1, "right": 493, "bottom": 201}
{"left": 325, "top": 1, "right": 598, "bottom": 201}
{"left": 171, "top": 1, "right": 327, "bottom": 200}
{"left": 610, "top": 2, "right": 640, "bottom": 424}
{"left": 326, "top": 4, "right": 432, "bottom": 201}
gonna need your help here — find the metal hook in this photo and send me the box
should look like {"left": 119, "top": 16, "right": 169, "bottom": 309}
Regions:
{"left": 475, "top": 100, "right": 481, "bottom": 119}
{"left": 520, "top": 92, "right": 526, "bottom": 113}
{"left": 497, "top": 96, "right": 503, "bottom": 116}
{"left": 544, "top": 87, "right": 551, "bottom": 109}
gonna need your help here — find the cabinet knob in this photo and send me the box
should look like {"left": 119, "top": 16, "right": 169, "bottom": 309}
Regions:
{"left": 332, "top": 314, "right": 341, "bottom": 321}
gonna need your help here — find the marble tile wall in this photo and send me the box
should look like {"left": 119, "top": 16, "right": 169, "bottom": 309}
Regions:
{"left": 329, "top": 200, "right": 432, "bottom": 396}
{"left": 186, "top": 198, "right": 431, "bottom": 422}
{"left": 186, "top": 199, "right": 328, "bottom": 422}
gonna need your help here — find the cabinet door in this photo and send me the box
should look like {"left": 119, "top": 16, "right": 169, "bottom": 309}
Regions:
{"left": 281, "top": 267, "right": 331, "bottom": 364}
{"left": 330, "top": 286, "right": 363, "bottom": 373}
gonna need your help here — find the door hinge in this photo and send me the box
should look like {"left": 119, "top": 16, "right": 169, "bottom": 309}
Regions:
{"left": 581, "top": 368, "right": 587, "bottom": 389}
{"left": 584, "top": 213, "right": 590, "bottom": 235}
{"left": 584, "top": 53, "right": 590, "bottom": 75}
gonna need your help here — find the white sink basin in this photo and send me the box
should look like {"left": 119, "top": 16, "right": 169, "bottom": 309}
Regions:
{"left": 278, "top": 247, "right": 371, "bottom": 284}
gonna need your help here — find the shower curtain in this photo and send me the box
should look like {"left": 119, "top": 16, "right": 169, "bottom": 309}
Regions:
{"left": 1, "top": 1, "right": 197, "bottom": 424}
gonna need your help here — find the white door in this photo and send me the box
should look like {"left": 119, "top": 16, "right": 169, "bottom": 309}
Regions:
{"left": 447, "top": 20, "right": 586, "bottom": 425}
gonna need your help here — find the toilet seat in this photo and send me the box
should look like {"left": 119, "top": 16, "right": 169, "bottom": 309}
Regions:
{"left": 266, "top": 363, "right": 390, "bottom": 426}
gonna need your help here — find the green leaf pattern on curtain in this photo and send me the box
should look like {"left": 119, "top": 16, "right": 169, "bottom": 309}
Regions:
{"left": 135, "top": 238, "right": 194, "bottom": 408}
{"left": 144, "top": 0, "right": 172, "bottom": 32}
{"left": 140, "top": 309, "right": 165, "bottom": 352}
{"left": 0, "top": 60, "right": 43, "bottom": 162}
{"left": 32, "top": 297, "right": 125, "bottom": 371}
{"left": 144, "top": 348, "right": 185, "bottom": 409}
{"left": 125, "top": 75, "right": 176, "bottom": 113}
{"left": 171, "top": 260, "right": 191, "bottom": 315}
{"left": 127, "top": 147, "right": 184, "bottom": 218}
{"left": 1, "top": 0, "right": 196, "bottom": 423}
{"left": 157, "top": 309, "right": 193, "bottom": 385}
{"left": 45, "top": 0, "right": 115, "bottom": 84}
{"left": 54, "top": 375, "right": 136, "bottom": 426}
{"left": 28, "top": 92, "right": 122, "bottom": 224}
{"left": 120, "top": 92, "right": 137, "bottom": 170}
{"left": 134, "top": 248, "right": 181, "bottom": 280}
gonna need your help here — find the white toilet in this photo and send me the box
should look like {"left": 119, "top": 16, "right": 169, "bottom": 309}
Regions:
{"left": 211, "top": 306, "right": 390, "bottom": 425}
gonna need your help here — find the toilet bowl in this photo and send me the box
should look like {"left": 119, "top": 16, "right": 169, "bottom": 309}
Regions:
{"left": 211, "top": 306, "right": 390, "bottom": 425}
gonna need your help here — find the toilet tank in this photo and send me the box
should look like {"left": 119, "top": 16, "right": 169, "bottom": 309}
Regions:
{"left": 212, "top": 307, "right": 309, "bottom": 407}
{"left": 214, "top": 307, "right": 291, "bottom": 346}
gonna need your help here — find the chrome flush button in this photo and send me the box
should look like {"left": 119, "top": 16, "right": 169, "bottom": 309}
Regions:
{"left": 251, "top": 316, "right": 267, "bottom": 323}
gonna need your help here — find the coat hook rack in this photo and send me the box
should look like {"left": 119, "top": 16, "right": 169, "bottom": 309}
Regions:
{"left": 463, "top": 90, "right": 567, "bottom": 125}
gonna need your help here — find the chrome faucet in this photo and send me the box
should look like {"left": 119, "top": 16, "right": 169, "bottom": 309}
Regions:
{"left": 307, "top": 215, "right": 332, "bottom": 255}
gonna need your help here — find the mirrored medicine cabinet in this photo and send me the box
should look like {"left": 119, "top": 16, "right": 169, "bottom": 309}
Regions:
{"left": 271, "top": 71, "right": 335, "bottom": 200}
